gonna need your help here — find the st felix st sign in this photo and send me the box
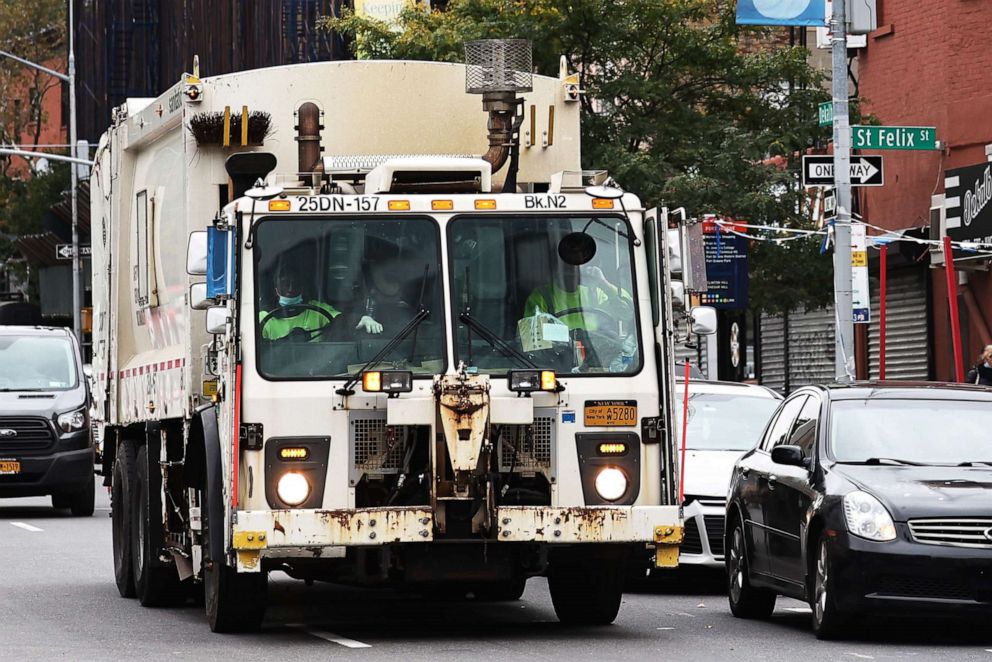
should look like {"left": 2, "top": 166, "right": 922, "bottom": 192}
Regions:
{"left": 802, "top": 155, "right": 884, "bottom": 187}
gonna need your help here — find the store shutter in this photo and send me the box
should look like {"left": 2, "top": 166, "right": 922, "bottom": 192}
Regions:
{"left": 867, "top": 268, "right": 930, "bottom": 380}
{"left": 759, "top": 314, "right": 786, "bottom": 393}
{"left": 760, "top": 305, "right": 836, "bottom": 393}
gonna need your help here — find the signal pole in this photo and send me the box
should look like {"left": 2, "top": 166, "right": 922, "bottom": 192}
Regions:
{"left": 830, "top": 0, "right": 855, "bottom": 381}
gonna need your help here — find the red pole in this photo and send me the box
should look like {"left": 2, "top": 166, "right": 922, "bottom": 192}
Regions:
{"left": 943, "top": 236, "right": 965, "bottom": 382}
{"left": 879, "top": 245, "right": 887, "bottom": 380}
{"left": 678, "top": 359, "right": 691, "bottom": 504}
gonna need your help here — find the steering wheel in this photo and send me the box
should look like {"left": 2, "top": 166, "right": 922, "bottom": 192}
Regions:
{"left": 551, "top": 307, "right": 627, "bottom": 369}
{"left": 259, "top": 303, "right": 337, "bottom": 341}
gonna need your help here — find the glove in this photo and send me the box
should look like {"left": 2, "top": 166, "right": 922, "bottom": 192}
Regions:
{"left": 356, "top": 315, "right": 383, "bottom": 334}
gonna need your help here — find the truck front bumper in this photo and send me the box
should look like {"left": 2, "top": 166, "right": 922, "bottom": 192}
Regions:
{"left": 232, "top": 505, "right": 681, "bottom": 571}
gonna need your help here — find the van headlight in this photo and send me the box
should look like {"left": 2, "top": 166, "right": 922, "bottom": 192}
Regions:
{"left": 277, "top": 472, "right": 310, "bottom": 507}
{"left": 594, "top": 467, "right": 628, "bottom": 502}
{"left": 843, "top": 491, "right": 896, "bottom": 541}
{"left": 57, "top": 407, "right": 87, "bottom": 434}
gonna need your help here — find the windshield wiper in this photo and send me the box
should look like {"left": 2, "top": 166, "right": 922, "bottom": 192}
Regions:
{"left": 860, "top": 457, "right": 923, "bottom": 466}
{"left": 459, "top": 311, "right": 538, "bottom": 369}
{"left": 336, "top": 307, "right": 430, "bottom": 396}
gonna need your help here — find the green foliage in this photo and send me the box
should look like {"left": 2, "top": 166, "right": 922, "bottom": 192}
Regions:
{"left": 320, "top": 0, "right": 836, "bottom": 315}
{"left": 0, "top": 163, "right": 69, "bottom": 282}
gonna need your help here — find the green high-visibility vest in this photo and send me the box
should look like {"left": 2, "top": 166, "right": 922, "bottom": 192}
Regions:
{"left": 259, "top": 301, "right": 340, "bottom": 340}
{"left": 523, "top": 283, "right": 631, "bottom": 331}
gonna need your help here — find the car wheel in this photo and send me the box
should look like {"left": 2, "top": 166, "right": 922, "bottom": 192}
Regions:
{"left": 68, "top": 476, "right": 96, "bottom": 517}
{"left": 548, "top": 550, "right": 624, "bottom": 625}
{"left": 727, "top": 518, "right": 776, "bottom": 619}
{"left": 811, "top": 535, "right": 849, "bottom": 640}
{"left": 131, "top": 444, "right": 183, "bottom": 607}
{"left": 112, "top": 439, "right": 137, "bottom": 598}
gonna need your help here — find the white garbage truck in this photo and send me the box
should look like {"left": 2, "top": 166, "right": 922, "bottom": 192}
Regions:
{"left": 90, "top": 40, "right": 714, "bottom": 632}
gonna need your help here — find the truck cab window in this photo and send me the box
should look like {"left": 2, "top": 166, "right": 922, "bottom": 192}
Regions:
{"left": 253, "top": 216, "right": 445, "bottom": 380}
{"left": 449, "top": 214, "right": 641, "bottom": 376}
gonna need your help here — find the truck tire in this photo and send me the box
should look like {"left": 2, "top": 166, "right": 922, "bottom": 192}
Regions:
{"left": 131, "top": 444, "right": 183, "bottom": 607}
{"left": 548, "top": 551, "right": 624, "bottom": 625}
{"left": 52, "top": 477, "right": 95, "bottom": 517}
{"left": 112, "top": 438, "right": 137, "bottom": 598}
{"left": 202, "top": 498, "right": 267, "bottom": 632}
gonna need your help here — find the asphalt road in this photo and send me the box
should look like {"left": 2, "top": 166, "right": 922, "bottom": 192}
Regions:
{"left": 2, "top": 479, "right": 991, "bottom": 661}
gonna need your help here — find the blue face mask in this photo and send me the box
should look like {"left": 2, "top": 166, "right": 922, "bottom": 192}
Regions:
{"left": 279, "top": 294, "right": 303, "bottom": 306}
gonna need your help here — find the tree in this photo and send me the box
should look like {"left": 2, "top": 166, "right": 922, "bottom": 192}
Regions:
{"left": 320, "top": 0, "right": 834, "bottom": 315}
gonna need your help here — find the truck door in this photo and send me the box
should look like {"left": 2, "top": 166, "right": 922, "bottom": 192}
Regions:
{"left": 644, "top": 208, "right": 678, "bottom": 504}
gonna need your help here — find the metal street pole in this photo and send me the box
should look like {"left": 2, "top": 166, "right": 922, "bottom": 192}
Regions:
{"left": 830, "top": 0, "right": 855, "bottom": 381}
{"left": 68, "top": 0, "right": 81, "bottom": 342}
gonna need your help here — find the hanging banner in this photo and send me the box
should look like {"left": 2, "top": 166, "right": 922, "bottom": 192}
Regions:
{"left": 736, "top": 0, "right": 827, "bottom": 26}
{"left": 851, "top": 223, "right": 870, "bottom": 323}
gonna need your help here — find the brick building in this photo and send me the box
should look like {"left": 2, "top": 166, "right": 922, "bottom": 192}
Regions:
{"left": 857, "top": 0, "right": 992, "bottom": 381}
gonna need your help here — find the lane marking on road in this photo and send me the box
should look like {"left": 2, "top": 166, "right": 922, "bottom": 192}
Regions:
{"left": 289, "top": 625, "right": 371, "bottom": 649}
{"left": 656, "top": 627, "right": 676, "bottom": 631}
{"left": 10, "top": 522, "right": 43, "bottom": 532}
{"left": 784, "top": 607, "right": 812, "bottom": 613}
{"left": 847, "top": 654, "right": 874, "bottom": 660}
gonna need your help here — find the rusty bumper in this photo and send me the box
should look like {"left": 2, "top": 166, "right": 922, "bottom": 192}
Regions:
{"left": 496, "top": 506, "right": 680, "bottom": 543}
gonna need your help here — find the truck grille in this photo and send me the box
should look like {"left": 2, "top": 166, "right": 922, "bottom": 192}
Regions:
{"left": 0, "top": 417, "right": 56, "bottom": 454}
{"left": 350, "top": 417, "right": 412, "bottom": 481}
{"left": 908, "top": 518, "right": 992, "bottom": 549}
{"left": 497, "top": 416, "right": 554, "bottom": 478}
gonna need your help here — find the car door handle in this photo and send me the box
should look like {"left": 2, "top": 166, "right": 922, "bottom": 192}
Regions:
{"left": 767, "top": 474, "right": 778, "bottom": 490}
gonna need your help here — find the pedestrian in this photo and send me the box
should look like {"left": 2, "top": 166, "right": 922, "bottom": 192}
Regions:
{"left": 965, "top": 345, "right": 992, "bottom": 385}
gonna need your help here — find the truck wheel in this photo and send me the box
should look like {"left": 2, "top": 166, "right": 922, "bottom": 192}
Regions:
{"left": 131, "top": 444, "right": 183, "bottom": 607}
{"left": 548, "top": 551, "right": 624, "bottom": 625}
{"left": 112, "top": 439, "right": 137, "bottom": 598}
{"left": 52, "top": 477, "right": 95, "bottom": 517}
{"left": 202, "top": 494, "right": 267, "bottom": 632}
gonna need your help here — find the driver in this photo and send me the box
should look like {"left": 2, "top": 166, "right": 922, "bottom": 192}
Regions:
{"left": 523, "top": 260, "right": 632, "bottom": 333}
{"left": 259, "top": 264, "right": 340, "bottom": 340}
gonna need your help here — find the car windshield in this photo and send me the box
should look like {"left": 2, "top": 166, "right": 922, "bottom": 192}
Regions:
{"left": 253, "top": 216, "right": 445, "bottom": 379}
{"left": 831, "top": 399, "right": 992, "bottom": 465}
{"left": 676, "top": 392, "right": 780, "bottom": 451}
{"left": 448, "top": 214, "right": 640, "bottom": 375}
{"left": 0, "top": 334, "right": 78, "bottom": 390}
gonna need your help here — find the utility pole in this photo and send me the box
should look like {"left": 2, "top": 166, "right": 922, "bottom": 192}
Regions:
{"left": 830, "top": 0, "right": 855, "bottom": 381}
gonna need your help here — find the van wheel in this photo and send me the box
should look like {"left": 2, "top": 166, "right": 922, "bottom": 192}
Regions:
{"left": 131, "top": 444, "right": 183, "bottom": 606}
{"left": 548, "top": 551, "right": 624, "bottom": 625}
{"left": 52, "top": 477, "right": 95, "bottom": 517}
{"left": 727, "top": 518, "right": 776, "bottom": 619}
{"left": 202, "top": 491, "right": 267, "bottom": 632}
{"left": 112, "top": 439, "right": 137, "bottom": 598}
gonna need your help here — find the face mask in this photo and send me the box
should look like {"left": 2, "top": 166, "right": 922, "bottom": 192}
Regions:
{"left": 279, "top": 294, "right": 303, "bottom": 306}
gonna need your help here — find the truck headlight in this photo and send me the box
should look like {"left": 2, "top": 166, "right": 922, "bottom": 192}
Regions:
{"left": 277, "top": 472, "right": 310, "bottom": 507}
{"left": 843, "top": 491, "right": 896, "bottom": 542}
{"left": 57, "top": 407, "right": 87, "bottom": 434}
{"left": 594, "top": 467, "right": 628, "bottom": 502}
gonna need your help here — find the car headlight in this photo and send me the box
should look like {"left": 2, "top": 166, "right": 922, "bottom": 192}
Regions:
{"left": 843, "top": 490, "right": 896, "bottom": 541}
{"left": 277, "top": 472, "right": 310, "bottom": 507}
{"left": 57, "top": 407, "right": 87, "bottom": 434}
{"left": 594, "top": 467, "right": 628, "bottom": 502}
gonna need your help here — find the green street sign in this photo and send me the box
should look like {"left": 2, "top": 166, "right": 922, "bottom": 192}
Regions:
{"left": 852, "top": 125, "right": 937, "bottom": 151}
{"left": 818, "top": 102, "right": 833, "bottom": 127}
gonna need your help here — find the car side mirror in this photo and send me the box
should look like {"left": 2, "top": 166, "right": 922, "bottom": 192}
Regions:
{"left": 690, "top": 306, "right": 717, "bottom": 335}
{"left": 771, "top": 444, "right": 805, "bottom": 467}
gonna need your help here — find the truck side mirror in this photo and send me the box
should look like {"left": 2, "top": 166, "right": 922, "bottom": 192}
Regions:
{"left": 187, "top": 231, "right": 208, "bottom": 275}
{"left": 690, "top": 306, "right": 717, "bottom": 336}
{"left": 667, "top": 228, "right": 683, "bottom": 275}
{"left": 670, "top": 281, "right": 685, "bottom": 310}
{"left": 205, "top": 306, "right": 229, "bottom": 335}
{"left": 189, "top": 283, "right": 213, "bottom": 310}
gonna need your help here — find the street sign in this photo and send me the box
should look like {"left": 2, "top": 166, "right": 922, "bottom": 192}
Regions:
{"left": 818, "top": 102, "right": 833, "bottom": 127}
{"left": 802, "top": 155, "right": 884, "bottom": 187}
{"left": 55, "top": 244, "right": 91, "bottom": 260}
{"left": 851, "top": 224, "right": 871, "bottom": 324}
{"left": 699, "top": 217, "right": 748, "bottom": 309}
{"left": 851, "top": 125, "right": 937, "bottom": 151}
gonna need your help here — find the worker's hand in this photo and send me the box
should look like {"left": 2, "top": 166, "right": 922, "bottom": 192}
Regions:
{"left": 356, "top": 315, "right": 383, "bottom": 334}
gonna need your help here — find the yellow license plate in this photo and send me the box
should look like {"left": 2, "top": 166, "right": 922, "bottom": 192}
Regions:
{"left": 584, "top": 400, "right": 638, "bottom": 427}
{"left": 0, "top": 460, "right": 21, "bottom": 475}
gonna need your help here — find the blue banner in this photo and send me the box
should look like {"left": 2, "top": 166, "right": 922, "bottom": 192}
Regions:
{"left": 736, "top": 0, "right": 826, "bottom": 26}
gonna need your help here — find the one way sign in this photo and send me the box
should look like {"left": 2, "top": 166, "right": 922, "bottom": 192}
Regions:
{"left": 802, "top": 155, "right": 884, "bottom": 187}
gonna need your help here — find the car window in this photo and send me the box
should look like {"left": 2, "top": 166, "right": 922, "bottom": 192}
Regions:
{"left": 787, "top": 395, "right": 820, "bottom": 456}
{"left": 761, "top": 395, "right": 807, "bottom": 452}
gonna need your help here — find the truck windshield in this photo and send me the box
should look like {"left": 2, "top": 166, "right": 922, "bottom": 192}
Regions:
{"left": 253, "top": 216, "right": 445, "bottom": 380}
{"left": 448, "top": 214, "right": 641, "bottom": 376}
{"left": 0, "top": 334, "right": 78, "bottom": 391}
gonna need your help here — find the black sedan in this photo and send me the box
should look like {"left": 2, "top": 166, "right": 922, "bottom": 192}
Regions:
{"left": 725, "top": 382, "right": 992, "bottom": 639}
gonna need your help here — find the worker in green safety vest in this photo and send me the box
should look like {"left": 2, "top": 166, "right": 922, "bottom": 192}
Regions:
{"left": 259, "top": 264, "right": 341, "bottom": 341}
{"left": 523, "top": 262, "right": 633, "bottom": 333}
